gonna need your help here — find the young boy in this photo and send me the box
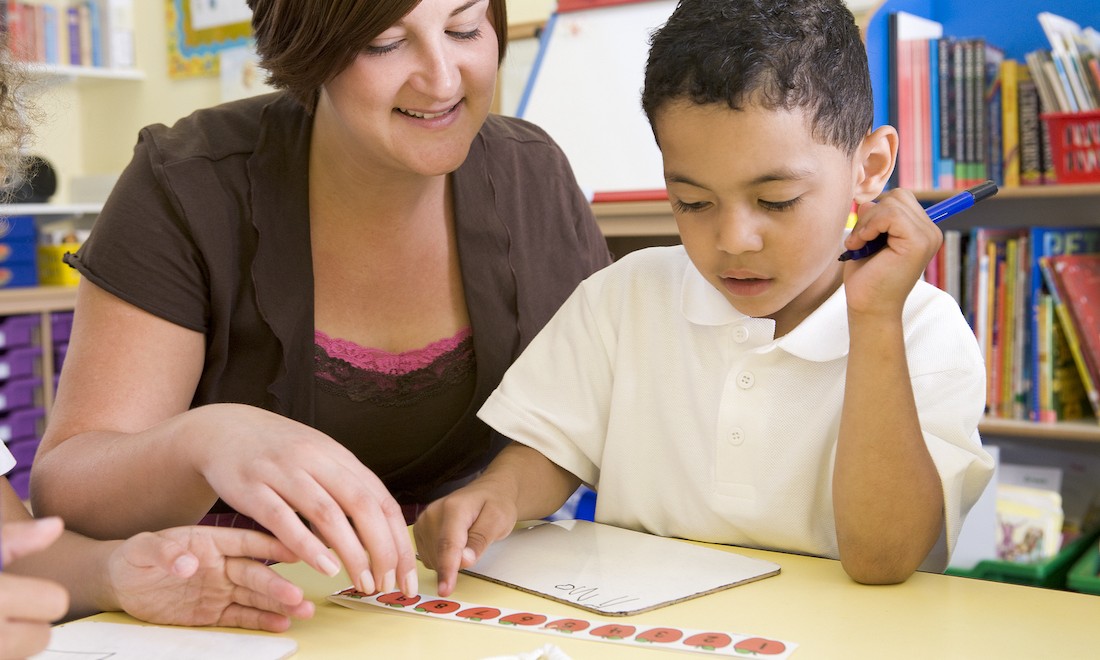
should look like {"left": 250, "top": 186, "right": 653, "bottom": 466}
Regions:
{"left": 414, "top": 0, "right": 994, "bottom": 594}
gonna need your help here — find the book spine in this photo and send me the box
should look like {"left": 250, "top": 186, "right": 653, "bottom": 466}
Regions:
{"left": 984, "top": 46, "right": 1003, "bottom": 188}
{"left": 953, "top": 39, "right": 967, "bottom": 186}
{"left": 1018, "top": 73, "right": 1043, "bottom": 186}
{"left": 937, "top": 39, "right": 956, "bottom": 189}
{"left": 1040, "top": 257, "right": 1100, "bottom": 419}
{"left": 1001, "top": 59, "right": 1021, "bottom": 188}
{"left": 67, "top": 5, "right": 81, "bottom": 66}
{"left": 928, "top": 38, "right": 941, "bottom": 190}
{"left": 78, "top": 2, "right": 92, "bottom": 67}
{"left": 1037, "top": 292, "right": 1054, "bottom": 421}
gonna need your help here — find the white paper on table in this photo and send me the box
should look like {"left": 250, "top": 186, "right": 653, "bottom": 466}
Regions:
{"left": 31, "top": 620, "right": 297, "bottom": 660}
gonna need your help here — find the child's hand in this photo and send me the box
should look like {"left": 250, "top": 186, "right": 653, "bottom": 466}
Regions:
{"left": 413, "top": 481, "right": 519, "bottom": 597}
{"left": 841, "top": 189, "right": 943, "bottom": 316}
{"left": 0, "top": 518, "right": 69, "bottom": 660}
{"left": 108, "top": 525, "right": 315, "bottom": 632}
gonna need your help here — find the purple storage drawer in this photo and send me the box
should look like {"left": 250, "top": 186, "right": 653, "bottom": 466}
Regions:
{"left": 51, "top": 311, "right": 74, "bottom": 343}
{"left": 54, "top": 342, "right": 68, "bottom": 371}
{"left": 0, "top": 377, "right": 42, "bottom": 413}
{"left": 0, "top": 345, "right": 42, "bottom": 381}
{"left": 0, "top": 314, "right": 40, "bottom": 350}
{"left": 7, "top": 436, "right": 40, "bottom": 468}
{"left": 8, "top": 466, "right": 29, "bottom": 500}
{"left": 0, "top": 406, "right": 45, "bottom": 443}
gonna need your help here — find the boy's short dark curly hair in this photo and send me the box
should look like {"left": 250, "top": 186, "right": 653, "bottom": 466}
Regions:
{"left": 641, "top": 0, "right": 872, "bottom": 154}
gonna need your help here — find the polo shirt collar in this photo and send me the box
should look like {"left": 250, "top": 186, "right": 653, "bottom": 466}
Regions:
{"left": 679, "top": 260, "right": 850, "bottom": 362}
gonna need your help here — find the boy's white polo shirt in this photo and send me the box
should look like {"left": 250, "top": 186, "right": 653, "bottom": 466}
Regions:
{"left": 479, "top": 246, "right": 993, "bottom": 571}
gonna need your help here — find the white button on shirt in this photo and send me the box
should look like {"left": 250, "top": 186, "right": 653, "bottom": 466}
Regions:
{"left": 479, "top": 246, "right": 993, "bottom": 571}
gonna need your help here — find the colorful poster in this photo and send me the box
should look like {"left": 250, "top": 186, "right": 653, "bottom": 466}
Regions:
{"left": 166, "top": 0, "right": 253, "bottom": 79}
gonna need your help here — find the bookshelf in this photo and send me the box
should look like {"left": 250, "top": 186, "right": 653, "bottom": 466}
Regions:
{"left": 864, "top": 0, "right": 1100, "bottom": 134}
{"left": 24, "top": 63, "right": 144, "bottom": 86}
{"left": 592, "top": 184, "right": 1100, "bottom": 236}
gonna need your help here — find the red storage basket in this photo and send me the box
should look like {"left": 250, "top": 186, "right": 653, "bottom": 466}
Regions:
{"left": 1041, "top": 111, "right": 1100, "bottom": 184}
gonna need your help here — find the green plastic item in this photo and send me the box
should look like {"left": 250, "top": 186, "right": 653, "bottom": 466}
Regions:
{"left": 1066, "top": 538, "right": 1100, "bottom": 595}
{"left": 946, "top": 529, "right": 1100, "bottom": 590}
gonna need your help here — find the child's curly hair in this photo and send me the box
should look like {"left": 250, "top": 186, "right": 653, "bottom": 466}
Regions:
{"left": 0, "top": 37, "right": 32, "bottom": 201}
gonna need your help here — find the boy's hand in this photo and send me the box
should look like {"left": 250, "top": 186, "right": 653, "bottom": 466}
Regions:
{"left": 842, "top": 189, "right": 943, "bottom": 316}
{"left": 109, "top": 526, "right": 315, "bottom": 632}
{"left": 413, "top": 480, "right": 519, "bottom": 597}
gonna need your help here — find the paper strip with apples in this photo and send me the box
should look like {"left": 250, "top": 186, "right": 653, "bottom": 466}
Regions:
{"left": 328, "top": 588, "right": 797, "bottom": 657}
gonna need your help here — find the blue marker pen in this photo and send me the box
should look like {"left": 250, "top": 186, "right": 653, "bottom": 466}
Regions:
{"left": 839, "top": 180, "right": 999, "bottom": 262}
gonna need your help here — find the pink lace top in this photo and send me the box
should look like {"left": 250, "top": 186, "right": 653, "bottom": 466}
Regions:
{"left": 311, "top": 326, "right": 477, "bottom": 507}
{"left": 315, "top": 327, "right": 473, "bottom": 379}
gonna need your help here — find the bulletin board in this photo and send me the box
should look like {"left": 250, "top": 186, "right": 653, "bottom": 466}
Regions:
{"left": 166, "top": 0, "right": 254, "bottom": 79}
{"left": 518, "top": 0, "right": 677, "bottom": 199}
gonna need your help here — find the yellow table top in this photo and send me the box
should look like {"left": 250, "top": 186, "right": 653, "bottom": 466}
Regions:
{"left": 77, "top": 537, "right": 1100, "bottom": 659}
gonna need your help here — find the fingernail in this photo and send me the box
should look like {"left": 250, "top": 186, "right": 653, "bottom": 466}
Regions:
{"left": 316, "top": 554, "right": 340, "bottom": 577}
{"left": 359, "top": 570, "right": 376, "bottom": 594}
{"left": 383, "top": 569, "right": 396, "bottom": 593}
{"left": 403, "top": 568, "right": 419, "bottom": 597}
{"left": 462, "top": 547, "right": 477, "bottom": 565}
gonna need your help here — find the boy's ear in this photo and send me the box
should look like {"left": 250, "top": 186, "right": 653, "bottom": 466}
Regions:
{"left": 852, "top": 125, "right": 898, "bottom": 204}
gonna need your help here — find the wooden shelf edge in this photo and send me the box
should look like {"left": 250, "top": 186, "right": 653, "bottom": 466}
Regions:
{"left": 979, "top": 417, "right": 1100, "bottom": 443}
{"left": 592, "top": 200, "right": 676, "bottom": 237}
{"left": 0, "top": 286, "right": 78, "bottom": 316}
{"left": 911, "top": 183, "right": 1100, "bottom": 201}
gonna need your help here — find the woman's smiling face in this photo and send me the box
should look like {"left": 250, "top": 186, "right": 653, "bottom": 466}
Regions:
{"left": 316, "top": 0, "right": 499, "bottom": 177}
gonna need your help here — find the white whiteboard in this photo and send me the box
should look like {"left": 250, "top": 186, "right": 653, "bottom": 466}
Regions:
{"left": 518, "top": 1, "right": 677, "bottom": 197}
{"left": 462, "top": 520, "right": 781, "bottom": 616}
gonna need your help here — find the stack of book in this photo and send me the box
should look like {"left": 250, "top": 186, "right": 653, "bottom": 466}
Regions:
{"left": 930, "top": 224, "right": 1100, "bottom": 424}
{"left": 0, "top": 0, "right": 135, "bottom": 70}
{"left": 888, "top": 10, "right": 1100, "bottom": 190}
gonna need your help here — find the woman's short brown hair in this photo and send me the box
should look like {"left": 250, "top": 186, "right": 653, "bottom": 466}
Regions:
{"left": 248, "top": 0, "right": 508, "bottom": 112}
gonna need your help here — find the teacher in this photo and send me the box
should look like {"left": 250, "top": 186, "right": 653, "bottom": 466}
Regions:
{"left": 31, "top": 0, "right": 610, "bottom": 600}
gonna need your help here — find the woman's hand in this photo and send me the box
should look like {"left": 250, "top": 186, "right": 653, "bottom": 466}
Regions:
{"left": 0, "top": 518, "right": 69, "bottom": 660}
{"left": 109, "top": 525, "right": 315, "bottom": 632}
{"left": 188, "top": 404, "right": 418, "bottom": 598}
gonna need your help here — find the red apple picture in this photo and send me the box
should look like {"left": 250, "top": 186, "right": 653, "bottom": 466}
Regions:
{"left": 684, "top": 632, "right": 733, "bottom": 650}
{"left": 544, "top": 618, "right": 591, "bottom": 633}
{"left": 589, "top": 624, "right": 637, "bottom": 640}
{"left": 456, "top": 607, "right": 502, "bottom": 621}
{"left": 376, "top": 592, "right": 421, "bottom": 608}
{"left": 734, "top": 637, "right": 787, "bottom": 655}
{"left": 414, "top": 599, "right": 461, "bottom": 614}
{"left": 499, "top": 613, "right": 548, "bottom": 626}
{"left": 635, "top": 627, "right": 684, "bottom": 644}
{"left": 336, "top": 587, "right": 367, "bottom": 599}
